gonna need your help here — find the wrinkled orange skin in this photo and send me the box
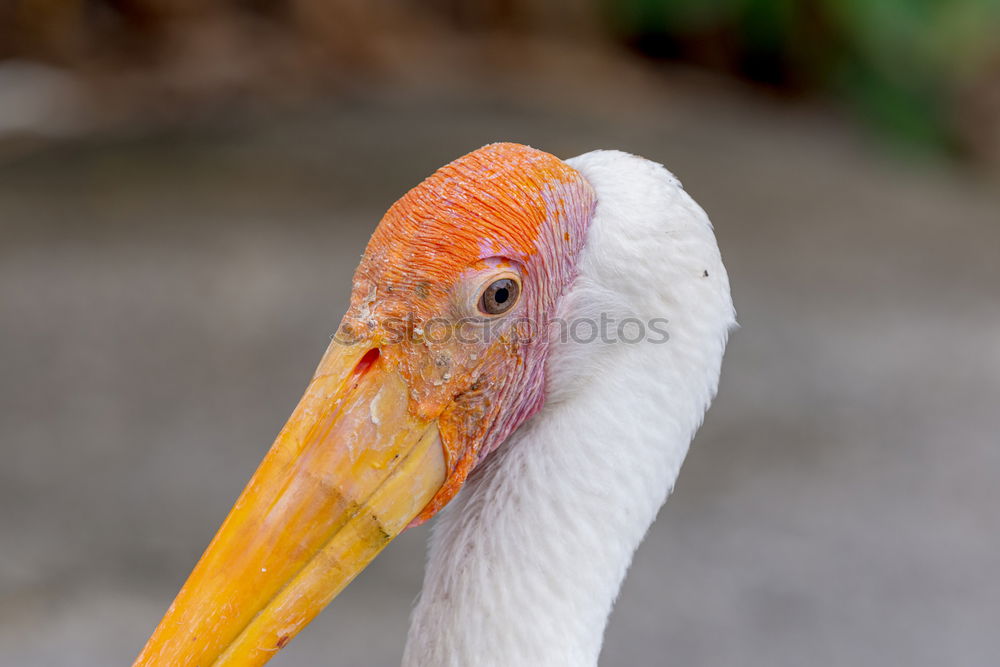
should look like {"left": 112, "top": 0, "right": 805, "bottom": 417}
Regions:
{"left": 130, "top": 143, "right": 598, "bottom": 667}
{"left": 336, "top": 143, "right": 596, "bottom": 521}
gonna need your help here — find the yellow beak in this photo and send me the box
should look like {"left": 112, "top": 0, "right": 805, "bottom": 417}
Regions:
{"left": 133, "top": 340, "right": 446, "bottom": 666}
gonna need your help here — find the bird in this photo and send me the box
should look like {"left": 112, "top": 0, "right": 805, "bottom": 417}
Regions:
{"left": 132, "top": 142, "right": 736, "bottom": 667}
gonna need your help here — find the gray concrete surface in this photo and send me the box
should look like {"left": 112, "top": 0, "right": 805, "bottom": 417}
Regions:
{"left": 2, "top": 78, "right": 999, "bottom": 666}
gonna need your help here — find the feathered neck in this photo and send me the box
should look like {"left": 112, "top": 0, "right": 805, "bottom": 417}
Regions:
{"left": 402, "top": 150, "right": 735, "bottom": 667}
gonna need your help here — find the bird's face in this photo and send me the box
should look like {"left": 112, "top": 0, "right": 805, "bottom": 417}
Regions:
{"left": 134, "top": 144, "right": 597, "bottom": 666}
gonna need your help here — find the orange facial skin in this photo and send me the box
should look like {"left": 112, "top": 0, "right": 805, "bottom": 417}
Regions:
{"left": 339, "top": 142, "right": 596, "bottom": 521}
{"left": 131, "top": 143, "right": 597, "bottom": 667}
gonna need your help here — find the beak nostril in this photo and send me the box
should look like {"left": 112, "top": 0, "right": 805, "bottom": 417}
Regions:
{"left": 353, "top": 348, "right": 381, "bottom": 377}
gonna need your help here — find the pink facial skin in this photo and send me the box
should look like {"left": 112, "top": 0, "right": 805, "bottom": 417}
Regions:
{"left": 334, "top": 143, "right": 596, "bottom": 521}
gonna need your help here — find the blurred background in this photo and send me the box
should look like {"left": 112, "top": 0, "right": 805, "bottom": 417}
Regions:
{"left": 1, "top": 1, "right": 999, "bottom": 665}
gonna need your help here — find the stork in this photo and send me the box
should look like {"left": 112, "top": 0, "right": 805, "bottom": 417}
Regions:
{"left": 132, "top": 143, "right": 735, "bottom": 667}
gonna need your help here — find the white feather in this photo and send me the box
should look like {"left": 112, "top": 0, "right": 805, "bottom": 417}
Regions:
{"left": 403, "top": 150, "right": 737, "bottom": 667}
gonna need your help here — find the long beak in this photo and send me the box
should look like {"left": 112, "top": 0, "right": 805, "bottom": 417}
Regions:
{"left": 133, "top": 340, "right": 446, "bottom": 667}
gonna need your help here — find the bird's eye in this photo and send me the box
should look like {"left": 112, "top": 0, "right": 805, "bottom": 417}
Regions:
{"left": 478, "top": 277, "right": 520, "bottom": 315}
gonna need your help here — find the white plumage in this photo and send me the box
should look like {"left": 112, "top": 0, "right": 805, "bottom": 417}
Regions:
{"left": 404, "top": 150, "right": 736, "bottom": 666}
{"left": 130, "top": 147, "right": 735, "bottom": 667}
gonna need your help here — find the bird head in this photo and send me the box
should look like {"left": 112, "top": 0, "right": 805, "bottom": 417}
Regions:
{"left": 133, "top": 143, "right": 601, "bottom": 666}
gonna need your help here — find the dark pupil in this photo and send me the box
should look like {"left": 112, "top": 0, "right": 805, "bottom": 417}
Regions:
{"left": 481, "top": 278, "right": 518, "bottom": 314}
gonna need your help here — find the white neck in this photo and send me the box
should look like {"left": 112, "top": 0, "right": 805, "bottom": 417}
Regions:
{"left": 402, "top": 151, "right": 735, "bottom": 667}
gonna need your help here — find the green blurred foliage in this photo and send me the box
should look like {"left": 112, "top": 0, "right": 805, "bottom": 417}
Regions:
{"left": 3, "top": 0, "right": 998, "bottom": 158}
{"left": 608, "top": 0, "right": 1000, "bottom": 154}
